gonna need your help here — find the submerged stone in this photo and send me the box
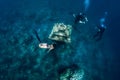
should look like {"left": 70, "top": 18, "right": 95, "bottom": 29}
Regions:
{"left": 59, "top": 65, "right": 85, "bottom": 80}
{"left": 49, "top": 23, "right": 72, "bottom": 43}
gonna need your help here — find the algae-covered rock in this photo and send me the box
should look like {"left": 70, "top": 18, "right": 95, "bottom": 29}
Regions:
{"left": 49, "top": 23, "right": 72, "bottom": 43}
{"left": 70, "top": 69, "right": 84, "bottom": 80}
{"left": 59, "top": 65, "right": 85, "bottom": 80}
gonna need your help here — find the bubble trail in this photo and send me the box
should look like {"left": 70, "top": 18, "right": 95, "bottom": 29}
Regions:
{"left": 84, "top": 0, "right": 90, "bottom": 12}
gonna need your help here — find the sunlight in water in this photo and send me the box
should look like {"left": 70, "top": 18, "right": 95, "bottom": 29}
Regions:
{"left": 84, "top": 0, "right": 90, "bottom": 12}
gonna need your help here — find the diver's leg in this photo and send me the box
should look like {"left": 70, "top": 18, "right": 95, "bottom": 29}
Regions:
{"left": 96, "top": 31, "right": 103, "bottom": 41}
{"left": 93, "top": 31, "right": 99, "bottom": 39}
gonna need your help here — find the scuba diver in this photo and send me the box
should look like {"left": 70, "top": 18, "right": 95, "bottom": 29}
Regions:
{"left": 73, "top": 12, "right": 88, "bottom": 24}
{"left": 72, "top": 12, "right": 88, "bottom": 33}
{"left": 93, "top": 12, "right": 108, "bottom": 41}
{"left": 93, "top": 24, "right": 106, "bottom": 41}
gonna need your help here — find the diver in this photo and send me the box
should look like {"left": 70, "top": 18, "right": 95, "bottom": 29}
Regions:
{"left": 34, "top": 23, "right": 72, "bottom": 53}
{"left": 93, "top": 24, "right": 106, "bottom": 41}
{"left": 93, "top": 12, "right": 108, "bottom": 41}
{"left": 34, "top": 29, "right": 55, "bottom": 52}
{"left": 39, "top": 43, "right": 56, "bottom": 52}
{"left": 73, "top": 12, "right": 88, "bottom": 24}
{"left": 71, "top": 12, "right": 88, "bottom": 33}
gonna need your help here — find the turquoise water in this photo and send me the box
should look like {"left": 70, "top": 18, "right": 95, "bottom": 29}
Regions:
{"left": 0, "top": 0, "right": 120, "bottom": 80}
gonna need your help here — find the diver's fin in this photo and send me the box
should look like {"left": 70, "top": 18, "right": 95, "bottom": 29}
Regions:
{"left": 34, "top": 30, "right": 42, "bottom": 43}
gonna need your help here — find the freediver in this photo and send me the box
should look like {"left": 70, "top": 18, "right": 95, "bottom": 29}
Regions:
{"left": 34, "top": 29, "right": 55, "bottom": 52}
{"left": 34, "top": 23, "right": 72, "bottom": 52}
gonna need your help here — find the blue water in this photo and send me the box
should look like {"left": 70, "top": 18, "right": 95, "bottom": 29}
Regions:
{"left": 0, "top": 0, "right": 120, "bottom": 80}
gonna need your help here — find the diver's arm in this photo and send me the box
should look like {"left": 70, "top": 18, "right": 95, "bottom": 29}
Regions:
{"left": 85, "top": 17, "right": 88, "bottom": 22}
{"left": 73, "top": 14, "right": 76, "bottom": 18}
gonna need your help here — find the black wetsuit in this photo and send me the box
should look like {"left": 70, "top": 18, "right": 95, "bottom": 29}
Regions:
{"left": 72, "top": 13, "right": 86, "bottom": 33}
{"left": 74, "top": 14, "right": 86, "bottom": 24}
{"left": 93, "top": 26, "right": 106, "bottom": 41}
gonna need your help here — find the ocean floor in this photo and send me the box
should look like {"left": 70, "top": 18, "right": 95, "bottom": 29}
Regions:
{"left": 0, "top": 7, "right": 112, "bottom": 80}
